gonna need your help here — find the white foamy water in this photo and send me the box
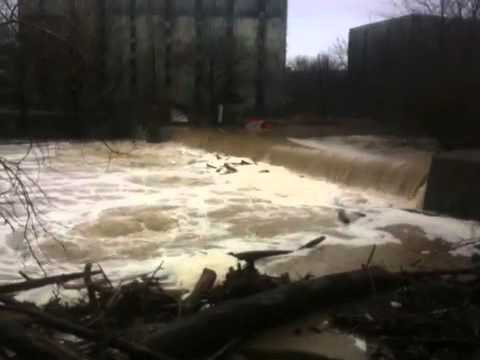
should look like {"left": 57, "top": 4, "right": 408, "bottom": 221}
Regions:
{"left": 0, "top": 140, "right": 478, "bottom": 303}
{"left": 285, "top": 136, "right": 434, "bottom": 202}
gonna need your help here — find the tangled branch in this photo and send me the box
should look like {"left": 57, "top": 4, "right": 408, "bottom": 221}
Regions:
{"left": 0, "top": 142, "right": 52, "bottom": 273}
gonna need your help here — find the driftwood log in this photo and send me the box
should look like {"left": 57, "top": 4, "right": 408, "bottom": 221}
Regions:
{"left": 0, "top": 296, "right": 174, "bottom": 360}
{"left": 228, "top": 236, "right": 327, "bottom": 269}
{"left": 0, "top": 319, "right": 85, "bottom": 360}
{"left": 144, "top": 268, "right": 402, "bottom": 358}
{"left": 183, "top": 268, "right": 217, "bottom": 313}
{"left": 0, "top": 270, "right": 101, "bottom": 294}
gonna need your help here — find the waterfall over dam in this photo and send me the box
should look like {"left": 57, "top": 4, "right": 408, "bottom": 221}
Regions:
{"left": 171, "top": 129, "right": 434, "bottom": 206}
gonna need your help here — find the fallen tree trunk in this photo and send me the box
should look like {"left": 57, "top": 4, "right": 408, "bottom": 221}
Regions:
{"left": 183, "top": 268, "right": 217, "bottom": 313}
{"left": 0, "top": 297, "right": 174, "bottom": 360}
{"left": 83, "top": 264, "right": 99, "bottom": 311}
{"left": 0, "top": 319, "right": 86, "bottom": 360}
{"left": 144, "top": 268, "right": 402, "bottom": 358}
{"left": 0, "top": 270, "right": 101, "bottom": 294}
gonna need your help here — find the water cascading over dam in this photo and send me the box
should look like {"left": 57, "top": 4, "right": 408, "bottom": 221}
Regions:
{"left": 0, "top": 133, "right": 477, "bottom": 306}
{"left": 170, "top": 129, "right": 434, "bottom": 205}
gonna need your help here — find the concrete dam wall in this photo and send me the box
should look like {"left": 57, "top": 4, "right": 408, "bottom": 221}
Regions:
{"left": 165, "top": 128, "right": 433, "bottom": 208}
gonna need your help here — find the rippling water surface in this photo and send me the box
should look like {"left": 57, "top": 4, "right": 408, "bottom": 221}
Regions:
{"left": 0, "top": 139, "right": 477, "bottom": 305}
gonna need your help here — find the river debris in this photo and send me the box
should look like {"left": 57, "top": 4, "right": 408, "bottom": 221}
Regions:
{"left": 0, "top": 257, "right": 479, "bottom": 359}
{"left": 332, "top": 269, "right": 480, "bottom": 360}
{"left": 0, "top": 270, "right": 102, "bottom": 294}
{"left": 206, "top": 157, "right": 254, "bottom": 175}
{"left": 219, "top": 163, "right": 238, "bottom": 175}
{"left": 229, "top": 250, "right": 293, "bottom": 269}
{"left": 229, "top": 236, "right": 327, "bottom": 270}
{"left": 337, "top": 209, "right": 366, "bottom": 225}
{"left": 230, "top": 160, "right": 253, "bottom": 166}
{"left": 298, "top": 236, "right": 327, "bottom": 250}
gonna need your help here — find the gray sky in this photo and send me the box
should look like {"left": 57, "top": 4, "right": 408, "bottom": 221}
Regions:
{"left": 287, "top": 0, "right": 390, "bottom": 58}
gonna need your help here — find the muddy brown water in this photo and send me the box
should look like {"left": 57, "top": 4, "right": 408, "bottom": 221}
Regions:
{"left": 0, "top": 131, "right": 477, "bottom": 359}
{"left": 170, "top": 128, "right": 433, "bottom": 202}
{"left": 165, "top": 128, "right": 473, "bottom": 359}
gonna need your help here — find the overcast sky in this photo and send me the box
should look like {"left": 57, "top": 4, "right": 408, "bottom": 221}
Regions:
{"left": 287, "top": 0, "right": 390, "bottom": 58}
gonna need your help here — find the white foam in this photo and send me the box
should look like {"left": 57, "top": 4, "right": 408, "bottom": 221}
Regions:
{"left": 0, "top": 141, "right": 477, "bottom": 304}
{"left": 352, "top": 336, "right": 368, "bottom": 352}
{"left": 354, "top": 208, "right": 479, "bottom": 250}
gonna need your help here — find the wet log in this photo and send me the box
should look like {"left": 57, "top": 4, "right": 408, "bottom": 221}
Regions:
{"left": 229, "top": 237, "right": 327, "bottom": 269}
{"left": 183, "top": 268, "right": 217, "bottom": 313}
{"left": 243, "top": 349, "right": 343, "bottom": 360}
{"left": 0, "top": 319, "right": 86, "bottom": 360}
{"left": 230, "top": 160, "right": 252, "bottom": 166}
{"left": 337, "top": 209, "right": 366, "bottom": 225}
{"left": 0, "top": 270, "right": 101, "bottom": 294}
{"left": 229, "top": 250, "right": 293, "bottom": 269}
{"left": 298, "top": 236, "right": 326, "bottom": 250}
{"left": 144, "top": 268, "right": 402, "bottom": 358}
{"left": 0, "top": 297, "right": 174, "bottom": 360}
{"left": 404, "top": 267, "right": 480, "bottom": 277}
{"left": 219, "top": 163, "right": 238, "bottom": 174}
{"left": 84, "top": 264, "right": 99, "bottom": 311}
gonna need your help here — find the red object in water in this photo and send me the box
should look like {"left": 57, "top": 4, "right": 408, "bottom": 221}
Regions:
{"left": 245, "top": 118, "right": 272, "bottom": 131}
{"left": 261, "top": 121, "right": 273, "bottom": 130}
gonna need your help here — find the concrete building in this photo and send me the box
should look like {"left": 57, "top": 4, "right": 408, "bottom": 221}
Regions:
{"left": 348, "top": 15, "right": 480, "bottom": 139}
{"left": 18, "top": 0, "right": 288, "bottom": 123}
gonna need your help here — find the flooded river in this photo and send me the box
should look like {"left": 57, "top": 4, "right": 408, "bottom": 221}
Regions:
{"left": 0, "top": 132, "right": 478, "bottom": 358}
{"left": 0, "top": 133, "right": 477, "bottom": 293}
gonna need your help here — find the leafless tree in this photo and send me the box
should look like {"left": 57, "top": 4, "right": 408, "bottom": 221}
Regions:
{"left": 0, "top": 1, "right": 127, "bottom": 270}
{"left": 0, "top": 142, "right": 53, "bottom": 272}
{"left": 328, "top": 37, "right": 348, "bottom": 71}
{"left": 0, "top": 0, "right": 16, "bottom": 23}
{"left": 0, "top": 0, "right": 17, "bottom": 41}
{"left": 392, "top": 0, "right": 480, "bottom": 18}
{"left": 286, "top": 46, "right": 350, "bottom": 117}
{"left": 288, "top": 52, "right": 345, "bottom": 73}
{"left": 0, "top": 2, "right": 47, "bottom": 269}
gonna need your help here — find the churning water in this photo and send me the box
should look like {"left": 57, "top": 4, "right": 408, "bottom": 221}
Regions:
{"left": 0, "top": 133, "right": 478, "bottom": 304}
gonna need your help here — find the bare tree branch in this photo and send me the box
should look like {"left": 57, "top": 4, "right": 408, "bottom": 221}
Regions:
{"left": 328, "top": 37, "right": 348, "bottom": 71}
{"left": 0, "top": 144, "right": 50, "bottom": 274}
{"left": 391, "top": 0, "right": 480, "bottom": 18}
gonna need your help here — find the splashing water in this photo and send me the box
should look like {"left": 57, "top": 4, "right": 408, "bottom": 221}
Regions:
{"left": 0, "top": 138, "right": 478, "bottom": 304}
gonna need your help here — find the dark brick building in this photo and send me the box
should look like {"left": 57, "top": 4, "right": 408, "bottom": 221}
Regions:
{"left": 349, "top": 15, "right": 480, "bottom": 142}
